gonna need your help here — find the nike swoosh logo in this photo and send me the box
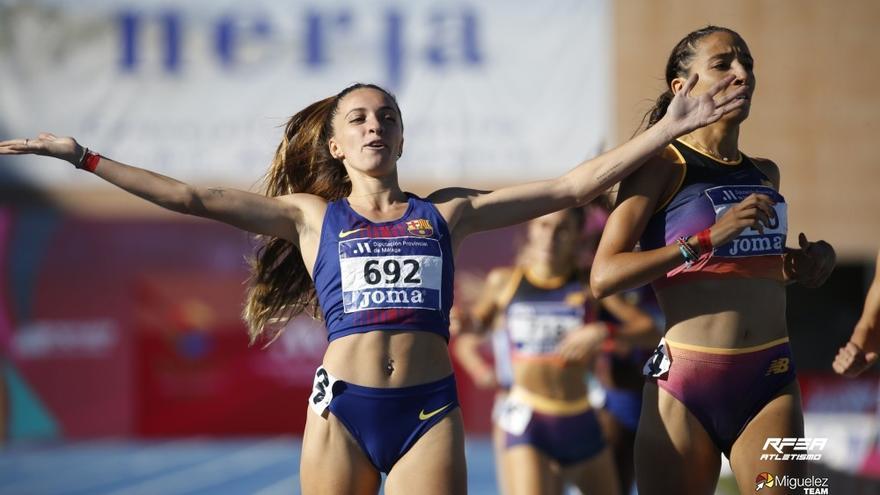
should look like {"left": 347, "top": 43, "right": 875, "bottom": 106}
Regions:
{"left": 419, "top": 402, "right": 452, "bottom": 421}
{"left": 338, "top": 228, "right": 367, "bottom": 239}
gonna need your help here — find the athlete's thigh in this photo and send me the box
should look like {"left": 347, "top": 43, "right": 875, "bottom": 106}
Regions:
{"left": 493, "top": 424, "right": 513, "bottom": 495}
{"left": 597, "top": 408, "right": 635, "bottom": 493}
{"left": 383, "top": 408, "right": 467, "bottom": 495}
{"left": 563, "top": 446, "right": 621, "bottom": 495}
{"left": 729, "top": 380, "right": 805, "bottom": 494}
{"left": 300, "top": 406, "right": 381, "bottom": 495}
{"left": 502, "top": 444, "right": 563, "bottom": 495}
{"left": 635, "top": 382, "right": 721, "bottom": 495}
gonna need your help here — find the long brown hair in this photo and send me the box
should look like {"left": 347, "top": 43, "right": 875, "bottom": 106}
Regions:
{"left": 642, "top": 26, "right": 744, "bottom": 130}
{"left": 243, "top": 83, "right": 402, "bottom": 345}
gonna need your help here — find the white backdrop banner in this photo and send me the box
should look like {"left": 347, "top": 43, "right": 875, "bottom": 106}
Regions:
{"left": 0, "top": 0, "right": 610, "bottom": 188}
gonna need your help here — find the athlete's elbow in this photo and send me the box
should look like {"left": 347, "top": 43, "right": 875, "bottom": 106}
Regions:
{"left": 589, "top": 269, "right": 615, "bottom": 299}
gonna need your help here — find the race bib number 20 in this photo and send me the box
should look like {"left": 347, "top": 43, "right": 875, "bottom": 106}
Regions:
{"left": 705, "top": 185, "right": 787, "bottom": 258}
{"left": 339, "top": 236, "right": 443, "bottom": 313}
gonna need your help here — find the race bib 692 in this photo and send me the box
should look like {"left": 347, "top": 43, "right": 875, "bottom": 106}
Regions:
{"left": 339, "top": 236, "right": 443, "bottom": 313}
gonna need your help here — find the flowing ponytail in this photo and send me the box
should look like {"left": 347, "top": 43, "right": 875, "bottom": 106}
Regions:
{"left": 642, "top": 25, "right": 744, "bottom": 130}
{"left": 243, "top": 83, "right": 401, "bottom": 345}
{"left": 645, "top": 91, "right": 675, "bottom": 129}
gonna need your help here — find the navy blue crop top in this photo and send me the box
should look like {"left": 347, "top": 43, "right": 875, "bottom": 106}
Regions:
{"left": 501, "top": 268, "right": 593, "bottom": 362}
{"left": 312, "top": 194, "right": 454, "bottom": 342}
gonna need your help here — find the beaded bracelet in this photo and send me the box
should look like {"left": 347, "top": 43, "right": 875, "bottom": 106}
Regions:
{"left": 676, "top": 236, "right": 699, "bottom": 268}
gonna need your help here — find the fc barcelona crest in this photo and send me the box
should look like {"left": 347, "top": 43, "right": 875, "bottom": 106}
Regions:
{"left": 406, "top": 219, "right": 434, "bottom": 237}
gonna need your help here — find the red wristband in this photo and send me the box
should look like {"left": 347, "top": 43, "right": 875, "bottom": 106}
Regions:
{"left": 696, "top": 228, "right": 713, "bottom": 255}
{"left": 601, "top": 339, "right": 616, "bottom": 353}
{"left": 78, "top": 148, "right": 102, "bottom": 173}
{"left": 604, "top": 322, "right": 618, "bottom": 339}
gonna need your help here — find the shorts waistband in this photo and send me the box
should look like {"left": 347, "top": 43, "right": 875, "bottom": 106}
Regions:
{"left": 663, "top": 337, "right": 791, "bottom": 365}
{"left": 332, "top": 373, "right": 457, "bottom": 398}
{"left": 664, "top": 336, "right": 790, "bottom": 355}
{"left": 509, "top": 386, "right": 591, "bottom": 416}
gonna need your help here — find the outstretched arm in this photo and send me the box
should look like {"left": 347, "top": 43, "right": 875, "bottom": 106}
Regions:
{"left": 432, "top": 74, "right": 748, "bottom": 240}
{"left": 834, "top": 250, "right": 880, "bottom": 377}
{"left": 0, "top": 134, "right": 322, "bottom": 243}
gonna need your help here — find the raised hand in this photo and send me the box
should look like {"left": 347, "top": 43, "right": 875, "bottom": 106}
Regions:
{"left": 0, "top": 133, "right": 83, "bottom": 166}
{"left": 663, "top": 73, "right": 748, "bottom": 136}
{"left": 784, "top": 233, "right": 836, "bottom": 288}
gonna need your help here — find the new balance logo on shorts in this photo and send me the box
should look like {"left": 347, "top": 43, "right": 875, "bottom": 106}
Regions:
{"left": 765, "top": 357, "right": 790, "bottom": 375}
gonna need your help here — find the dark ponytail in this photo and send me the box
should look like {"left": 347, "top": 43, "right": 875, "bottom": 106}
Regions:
{"left": 642, "top": 25, "right": 744, "bottom": 129}
{"left": 646, "top": 91, "right": 675, "bottom": 129}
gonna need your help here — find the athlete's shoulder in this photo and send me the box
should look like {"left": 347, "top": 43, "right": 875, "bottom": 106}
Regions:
{"left": 423, "top": 187, "right": 486, "bottom": 231}
{"left": 749, "top": 156, "right": 781, "bottom": 190}
{"left": 488, "top": 266, "right": 525, "bottom": 309}
{"left": 657, "top": 142, "right": 687, "bottom": 166}
{"left": 406, "top": 191, "right": 445, "bottom": 215}
{"left": 269, "top": 192, "right": 329, "bottom": 236}
{"left": 630, "top": 142, "right": 686, "bottom": 179}
{"left": 426, "top": 187, "right": 482, "bottom": 202}
{"left": 485, "top": 266, "right": 518, "bottom": 290}
{"left": 275, "top": 192, "right": 329, "bottom": 211}
{"left": 426, "top": 187, "right": 478, "bottom": 210}
{"left": 617, "top": 142, "right": 685, "bottom": 205}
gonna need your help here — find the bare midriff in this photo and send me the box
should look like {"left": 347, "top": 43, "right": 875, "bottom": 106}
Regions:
{"left": 657, "top": 277, "right": 787, "bottom": 349}
{"left": 322, "top": 330, "right": 453, "bottom": 387}
{"left": 512, "top": 360, "right": 588, "bottom": 402}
